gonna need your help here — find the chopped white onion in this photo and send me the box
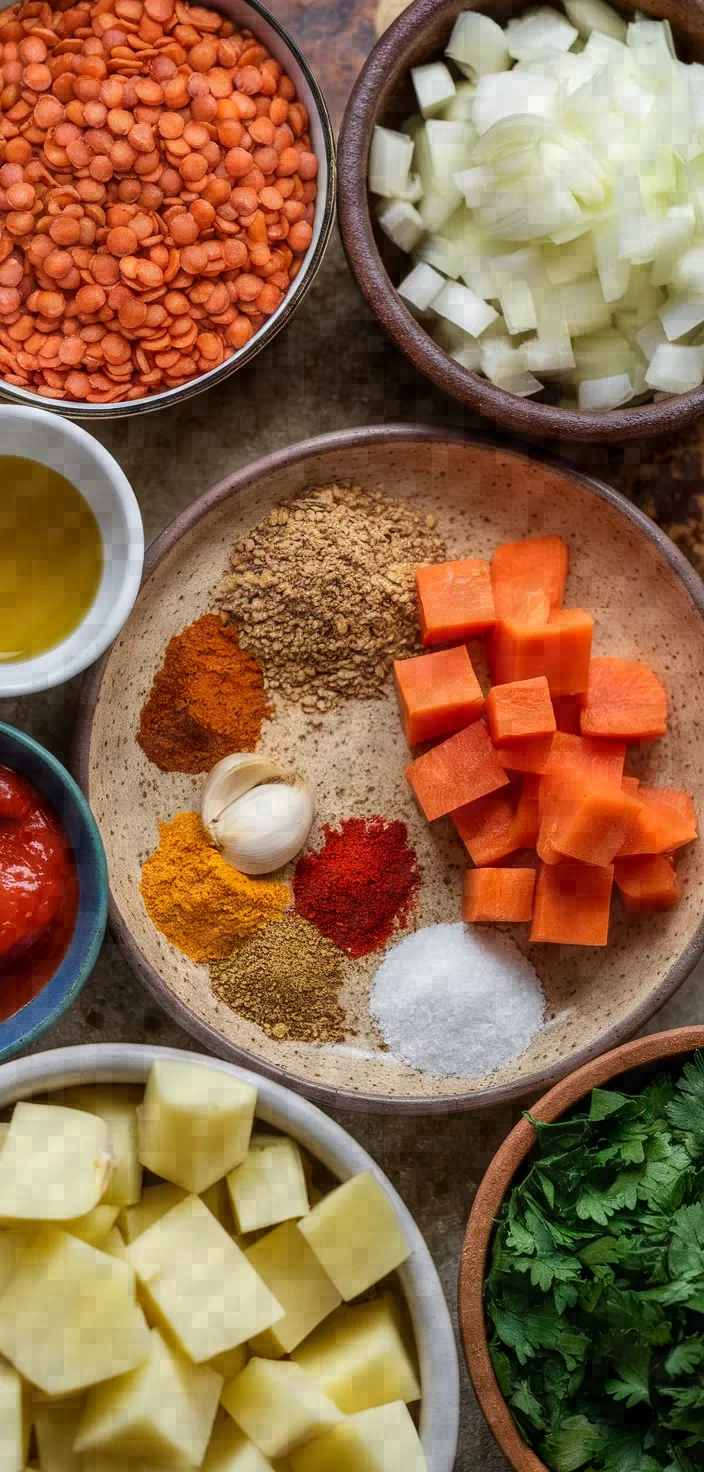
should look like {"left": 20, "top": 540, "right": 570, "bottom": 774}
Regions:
{"left": 635, "top": 318, "right": 668, "bottom": 361}
{"left": 499, "top": 277, "right": 538, "bottom": 333}
{"left": 524, "top": 335, "right": 576, "bottom": 372}
{"left": 563, "top": 0, "right": 626, "bottom": 43}
{"left": 451, "top": 343, "right": 483, "bottom": 370}
{"left": 431, "top": 280, "right": 499, "bottom": 336}
{"left": 578, "top": 373, "right": 634, "bottom": 410}
{"left": 645, "top": 343, "right": 704, "bottom": 392}
{"left": 505, "top": 8, "right": 578, "bottom": 63}
{"left": 441, "top": 81, "right": 477, "bottom": 122}
{"left": 472, "top": 70, "right": 561, "bottom": 135}
{"left": 378, "top": 200, "right": 425, "bottom": 253}
{"left": 659, "top": 292, "right": 704, "bottom": 342}
{"left": 411, "top": 62, "right": 457, "bottom": 119}
{"left": 445, "top": 12, "right": 510, "bottom": 81}
{"left": 369, "top": 126, "right": 414, "bottom": 199}
{"left": 398, "top": 262, "right": 446, "bottom": 313}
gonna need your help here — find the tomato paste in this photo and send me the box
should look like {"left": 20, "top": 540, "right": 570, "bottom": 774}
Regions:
{"left": 0, "top": 766, "right": 78, "bottom": 1020}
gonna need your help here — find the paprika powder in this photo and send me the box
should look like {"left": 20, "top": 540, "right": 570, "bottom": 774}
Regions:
{"left": 292, "top": 816, "right": 421, "bottom": 958}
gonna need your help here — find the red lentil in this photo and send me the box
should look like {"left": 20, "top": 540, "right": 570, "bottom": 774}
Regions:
{"left": 0, "top": 0, "right": 319, "bottom": 404}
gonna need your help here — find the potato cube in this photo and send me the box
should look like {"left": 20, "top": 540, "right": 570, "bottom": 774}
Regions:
{"left": 34, "top": 1396, "right": 84, "bottom": 1472}
{"left": 119, "top": 1183, "right": 187, "bottom": 1243}
{"left": 227, "top": 1137, "right": 309, "bottom": 1236}
{"left": 201, "top": 1178, "right": 234, "bottom": 1233}
{"left": 221, "top": 1360, "right": 342, "bottom": 1460}
{"left": 75, "top": 1328, "right": 221, "bottom": 1467}
{"left": 245, "top": 1221, "right": 341, "bottom": 1358}
{"left": 138, "top": 1062, "right": 256, "bottom": 1195}
{"left": 0, "top": 1104, "right": 113, "bottom": 1220}
{"left": 63, "top": 1204, "right": 120, "bottom": 1247}
{"left": 0, "top": 1227, "right": 151, "bottom": 1396}
{"left": 126, "top": 1196, "right": 283, "bottom": 1363}
{"left": 0, "top": 1356, "right": 23, "bottom": 1472}
{"left": 207, "top": 1345, "right": 249, "bottom": 1382}
{"left": 289, "top": 1402, "right": 427, "bottom": 1472}
{"left": 203, "top": 1410, "right": 274, "bottom": 1472}
{"left": 292, "top": 1294, "right": 420, "bottom": 1413}
{"left": 297, "top": 1174, "right": 411, "bottom": 1301}
{"left": 60, "top": 1086, "right": 143, "bottom": 1208}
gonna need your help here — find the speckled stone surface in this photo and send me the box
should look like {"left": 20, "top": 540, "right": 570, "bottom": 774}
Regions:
{"left": 4, "top": 150, "right": 704, "bottom": 1472}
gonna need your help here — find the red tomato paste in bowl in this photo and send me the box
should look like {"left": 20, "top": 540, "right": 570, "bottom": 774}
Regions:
{"left": 0, "top": 765, "right": 78, "bottom": 1020}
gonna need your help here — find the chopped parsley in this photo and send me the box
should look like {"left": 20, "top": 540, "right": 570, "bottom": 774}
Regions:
{"left": 484, "top": 1053, "right": 704, "bottom": 1472}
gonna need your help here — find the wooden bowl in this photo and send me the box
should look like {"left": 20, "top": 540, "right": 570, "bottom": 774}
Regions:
{"left": 337, "top": 0, "right": 704, "bottom": 443}
{"left": 73, "top": 425, "right": 704, "bottom": 1112}
{"left": 458, "top": 1024, "right": 704, "bottom": 1472}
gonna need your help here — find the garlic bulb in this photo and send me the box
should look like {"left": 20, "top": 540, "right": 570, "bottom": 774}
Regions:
{"left": 200, "top": 752, "right": 314, "bottom": 876}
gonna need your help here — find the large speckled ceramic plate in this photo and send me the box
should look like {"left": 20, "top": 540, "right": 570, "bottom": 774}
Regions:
{"left": 74, "top": 425, "right": 704, "bottom": 1112}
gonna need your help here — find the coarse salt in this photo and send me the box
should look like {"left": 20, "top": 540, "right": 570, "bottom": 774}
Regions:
{"left": 370, "top": 922, "right": 545, "bottom": 1079}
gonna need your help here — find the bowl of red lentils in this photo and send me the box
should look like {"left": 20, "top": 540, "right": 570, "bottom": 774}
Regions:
{"left": 0, "top": 0, "right": 335, "bottom": 414}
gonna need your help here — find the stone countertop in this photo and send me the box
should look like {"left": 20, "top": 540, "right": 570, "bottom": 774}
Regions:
{"left": 3, "top": 226, "right": 704, "bottom": 1472}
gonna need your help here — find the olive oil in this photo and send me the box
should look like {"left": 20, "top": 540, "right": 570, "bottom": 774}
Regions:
{"left": 0, "top": 455, "right": 103, "bottom": 663}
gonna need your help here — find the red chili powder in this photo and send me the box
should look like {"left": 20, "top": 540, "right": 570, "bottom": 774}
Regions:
{"left": 292, "top": 816, "right": 421, "bottom": 959}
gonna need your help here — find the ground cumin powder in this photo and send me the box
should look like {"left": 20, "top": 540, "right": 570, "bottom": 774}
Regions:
{"left": 210, "top": 912, "right": 347, "bottom": 1043}
{"left": 137, "top": 614, "right": 271, "bottom": 774}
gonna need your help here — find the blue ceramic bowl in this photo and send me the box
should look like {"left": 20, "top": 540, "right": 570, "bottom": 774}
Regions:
{"left": 0, "top": 723, "right": 108, "bottom": 1060}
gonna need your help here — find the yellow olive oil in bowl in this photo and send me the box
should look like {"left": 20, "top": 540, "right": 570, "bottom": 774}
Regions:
{"left": 0, "top": 456, "right": 103, "bottom": 664}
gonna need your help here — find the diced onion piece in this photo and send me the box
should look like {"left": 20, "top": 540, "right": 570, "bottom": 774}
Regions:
{"left": 473, "top": 114, "right": 546, "bottom": 162}
{"left": 619, "top": 210, "right": 656, "bottom": 266}
{"left": 445, "top": 12, "right": 510, "bottom": 81}
{"left": 418, "top": 189, "right": 460, "bottom": 233}
{"left": 411, "top": 62, "right": 456, "bottom": 118}
{"left": 377, "top": 199, "right": 425, "bottom": 253}
{"left": 369, "top": 125, "right": 415, "bottom": 199}
{"left": 524, "top": 335, "right": 576, "bottom": 372}
{"left": 651, "top": 204, "right": 696, "bottom": 286}
{"left": 472, "top": 70, "right": 560, "bottom": 135}
{"left": 453, "top": 165, "right": 490, "bottom": 209}
{"left": 431, "top": 280, "right": 499, "bottom": 336}
{"left": 498, "top": 371, "right": 544, "bottom": 395}
{"left": 593, "top": 221, "right": 630, "bottom": 303}
{"left": 440, "top": 81, "right": 477, "bottom": 121}
{"left": 425, "top": 120, "right": 476, "bottom": 185}
{"left": 671, "top": 246, "right": 704, "bottom": 294}
{"left": 433, "top": 317, "right": 478, "bottom": 355}
{"left": 578, "top": 373, "right": 634, "bottom": 410}
{"left": 571, "top": 326, "right": 636, "bottom": 380}
{"left": 417, "top": 234, "right": 461, "bottom": 278}
{"left": 555, "top": 275, "right": 611, "bottom": 335}
{"left": 451, "top": 343, "right": 483, "bottom": 370}
{"left": 636, "top": 318, "right": 668, "bottom": 361}
{"left": 505, "top": 7, "right": 578, "bottom": 62}
{"left": 480, "top": 336, "right": 528, "bottom": 380}
{"left": 541, "top": 235, "right": 594, "bottom": 285}
{"left": 563, "top": 0, "right": 626, "bottom": 43}
{"left": 645, "top": 342, "right": 704, "bottom": 392}
{"left": 627, "top": 19, "right": 676, "bottom": 83}
{"left": 499, "top": 277, "right": 538, "bottom": 333}
{"left": 658, "top": 292, "right": 704, "bottom": 341}
{"left": 398, "top": 261, "right": 445, "bottom": 312}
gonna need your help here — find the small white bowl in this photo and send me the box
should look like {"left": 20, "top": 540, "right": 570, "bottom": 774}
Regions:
{"left": 0, "top": 406, "right": 144, "bottom": 697}
{"left": 0, "top": 1042, "right": 460, "bottom": 1472}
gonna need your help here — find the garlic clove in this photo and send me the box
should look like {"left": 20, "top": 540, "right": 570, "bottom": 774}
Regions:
{"left": 201, "top": 752, "right": 282, "bottom": 831}
{"left": 215, "top": 780, "right": 314, "bottom": 876}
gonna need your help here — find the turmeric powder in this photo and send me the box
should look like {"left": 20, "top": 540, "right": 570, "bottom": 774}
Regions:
{"left": 140, "top": 811, "right": 290, "bottom": 963}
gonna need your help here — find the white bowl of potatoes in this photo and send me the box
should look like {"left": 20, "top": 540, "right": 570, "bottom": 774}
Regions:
{"left": 0, "top": 1044, "right": 458, "bottom": 1472}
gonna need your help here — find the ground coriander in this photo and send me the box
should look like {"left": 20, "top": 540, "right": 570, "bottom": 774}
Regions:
{"left": 210, "top": 912, "right": 347, "bottom": 1043}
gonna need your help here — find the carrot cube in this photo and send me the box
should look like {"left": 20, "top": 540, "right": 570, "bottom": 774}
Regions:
{"left": 393, "top": 645, "right": 483, "bottom": 747}
{"left": 492, "top": 609, "right": 594, "bottom": 696}
{"left": 639, "top": 785, "right": 697, "bottom": 832}
{"left": 495, "top": 734, "right": 555, "bottom": 775}
{"left": 530, "top": 860, "right": 614, "bottom": 946}
{"left": 542, "top": 732, "right": 626, "bottom": 786}
{"left": 614, "top": 855, "right": 681, "bottom": 911}
{"left": 491, "top": 535, "right": 569, "bottom": 622}
{"left": 511, "top": 775, "right": 541, "bottom": 850}
{"left": 463, "top": 867, "right": 536, "bottom": 923}
{"left": 538, "top": 772, "right": 643, "bottom": 868}
{"left": 452, "top": 792, "right": 516, "bottom": 866}
{"left": 617, "top": 785, "right": 697, "bottom": 857}
{"left": 485, "top": 676, "right": 556, "bottom": 746}
{"left": 580, "top": 657, "right": 667, "bottom": 740}
{"left": 416, "top": 559, "right": 495, "bottom": 645}
{"left": 405, "top": 719, "right": 509, "bottom": 822}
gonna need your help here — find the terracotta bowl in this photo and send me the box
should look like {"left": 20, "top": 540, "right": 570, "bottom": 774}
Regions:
{"left": 73, "top": 424, "right": 704, "bottom": 1113}
{"left": 337, "top": 0, "right": 704, "bottom": 443}
{"left": 458, "top": 1024, "right": 704, "bottom": 1472}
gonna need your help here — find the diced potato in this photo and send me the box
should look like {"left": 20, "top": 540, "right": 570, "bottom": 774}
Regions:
{"left": 227, "top": 1137, "right": 309, "bottom": 1236}
{"left": 297, "top": 1174, "right": 411, "bottom": 1301}
{"left": 138, "top": 1062, "right": 256, "bottom": 1195}
{"left": 61, "top": 1087, "right": 143, "bottom": 1208}
{"left": 0, "top": 1356, "right": 23, "bottom": 1472}
{"left": 34, "top": 1396, "right": 84, "bottom": 1472}
{"left": 245, "top": 1222, "right": 341, "bottom": 1358}
{"left": 0, "top": 1227, "right": 151, "bottom": 1396}
{"left": 291, "top": 1294, "right": 420, "bottom": 1413}
{"left": 221, "top": 1360, "right": 343, "bottom": 1460}
{"left": 75, "top": 1328, "right": 221, "bottom": 1467}
{"left": 207, "top": 1345, "right": 249, "bottom": 1382}
{"left": 203, "top": 1409, "right": 274, "bottom": 1472}
{"left": 201, "top": 1178, "right": 235, "bottom": 1233}
{"left": 289, "top": 1401, "right": 427, "bottom": 1472}
{"left": 0, "top": 1105, "right": 113, "bottom": 1221}
{"left": 63, "top": 1204, "right": 120, "bottom": 1248}
{"left": 100, "top": 1226, "right": 130, "bottom": 1264}
{"left": 125, "top": 1196, "right": 283, "bottom": 1363}
{"left": 119, "top": 1182, "right": 188, "bottom": 1243}
{"left": 0, "top": 1231, "right": 28, "bottom": 1297}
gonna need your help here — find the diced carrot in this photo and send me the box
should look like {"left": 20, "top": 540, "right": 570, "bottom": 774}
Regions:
{"left": 614, "top": 854, "right": 681, "bottom": 911}
{"left": 622, "top": 776, "right": 640, "bottom": 795}
{"left": 617, "top": 786, "right": 697, "bottom": 857}
{"left": 405, "top": 719, "right": 509, "bottom": 822}
{"left": 511, "top": 774, "right": 540, "bottom": 849}
{"left": 538, "top": 772, "right": 643, "bottom": 868}
{"left": 452, "top": 792, "right": 516, "bottom": 866}
{"left": 542, "top": 731, "right": 626, "bottom": 785}
{"left": 580, "top": 657, "right": 667, "bottom": 740}
{"left": 393, "top": 645, "right": 483, "bottom": 747}
{"left": 491, "top": 535, "right": 569, "bottom": 622}
{"left": 530, "top": 859, "right": 614, "bottom": 946}
{"left": 492, "top": 609, "right": 594, "bottom": 695}
{"left": 463, "top": 867, "right": 536, "bottom": 923}
{"left": 495, "top": 734, "right": 555, "bottom": 774}
{"left": 485, "top": 675, "right": 556, "bottom": 746}
{"left": 552, "top": 696, "right": 582, "bottom": 734}
{"left": 416, "top": 559, "right": 495, "bottom": 645}
{"left": 639, "top": 785, "right": 697, "bottom": 832}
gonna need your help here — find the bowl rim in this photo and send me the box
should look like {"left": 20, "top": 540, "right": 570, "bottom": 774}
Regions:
{"left": 457, "top": 1023, "right": 704, "bottom": 1472}
{"left": 0, "top": 1039, "right": 460, "bottom": 1472}
{"left": 0, "top": 407, "right": 145, "bottom": 697}
{"left": 336, "top": 0, "right": 704, "bottom": 444}
{"left": 0, "top": 722, "right": 109, "bottom": 1061}
{"left": 0, "top": 0, "right": 337, "bottom": 422}
{"left": 72, "top": 422, "right": 704, "bottom": 1113}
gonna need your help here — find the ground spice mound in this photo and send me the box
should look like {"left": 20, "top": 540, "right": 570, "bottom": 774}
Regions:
{"left": 210, "top": 912, "right": 346, "bottom": 1043}
{"left": 216, "top": 484, "right": 445, "bottom": 710}
{"left": 140, "top": 810, "right": 289, "bottom": 963}
{"left": 137, "top": 614, "right": 271, "bottom": 774}
{"left": 293, "top": 816, "right": 421, "bottom": 958}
